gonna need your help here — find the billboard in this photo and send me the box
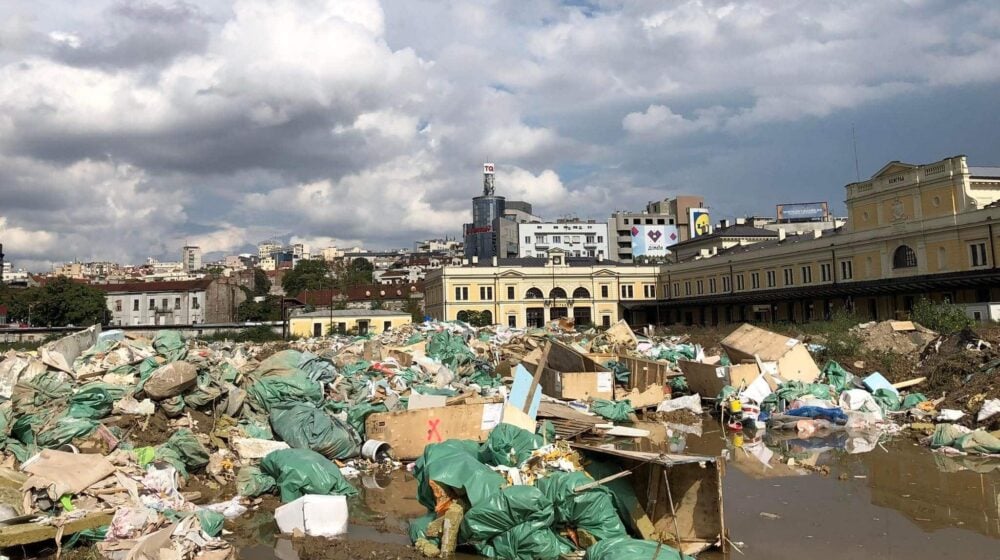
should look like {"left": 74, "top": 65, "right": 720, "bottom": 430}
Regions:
{"left": 631, "top": 225, "right": 679, "bottom": 257}
{"left": 689, "top": 208, "right": 711, "bottom": 238}
{"left": 777, "top": 202, "right": 828, "bottom": 222}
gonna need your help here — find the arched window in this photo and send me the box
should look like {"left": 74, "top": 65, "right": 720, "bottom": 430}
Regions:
{"left": 456, "top": 310, "right": 470, "bottom": 322}
{"left": 572, "top": 287, "right": 591, "bottom": 299}
{"left": 480, "top": 310, "right": 493, "bottom": 325}
{"left": 525, "top": 288, "right": 544, "bottom": 299}
{"left": 893, "top": 245, "right": 917, "bottom": 269}
{"left": 549, "top": 287, "right": 567, "bottom": 299}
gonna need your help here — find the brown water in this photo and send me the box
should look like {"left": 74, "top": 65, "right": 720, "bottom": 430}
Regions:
{"left": 234, "top": 419, "right": 1000, "bottom": 560}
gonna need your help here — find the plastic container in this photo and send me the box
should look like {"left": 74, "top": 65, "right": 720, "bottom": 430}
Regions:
{"left": 361, "top": 439, "right": 393, "bottom": 462}
{"left": 728, "top": 400, "right": 742, "bottom": 414}
{"left": 275, "top": 495, "right": 348, "bottom": 537}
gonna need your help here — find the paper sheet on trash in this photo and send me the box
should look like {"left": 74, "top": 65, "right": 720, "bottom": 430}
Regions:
{"left": 741, "top": 374, "right": 774, "bottom": 404}
{"left": 407, "top": 391, "right": 448, "bottom": 411}
{"left": 22, "top": 449, "right": 115, "bottom": 499}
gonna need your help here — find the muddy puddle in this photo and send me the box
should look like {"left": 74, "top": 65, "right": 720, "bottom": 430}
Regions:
{"left": 222, "top": 417, "right": 999, "bottom": 560}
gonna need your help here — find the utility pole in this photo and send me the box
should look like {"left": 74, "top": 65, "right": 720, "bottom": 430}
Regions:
{"left": 0, "top": 243, "right": 5, "bottom": 284}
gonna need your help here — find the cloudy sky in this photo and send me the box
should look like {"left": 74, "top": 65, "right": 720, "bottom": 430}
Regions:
{"left": 1, "top": 0, "right": 999, "bottom": 270}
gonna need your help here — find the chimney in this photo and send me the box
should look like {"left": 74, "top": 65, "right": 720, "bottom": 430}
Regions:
{"left": 491, "top": 256, "right": 498, "bottom": 266}
{"left": 719, "top": 219, "right": 730, "bottom": 229}
{"left": 777, "top": 228, "right": 786, "bottom": 242}
{"left": 736, "top": 217, "right": 746, "bottom": 225}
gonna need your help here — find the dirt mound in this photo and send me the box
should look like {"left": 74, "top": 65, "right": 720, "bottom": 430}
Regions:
{"left": 853, "top": 321, "right": 937, "bottom": 356}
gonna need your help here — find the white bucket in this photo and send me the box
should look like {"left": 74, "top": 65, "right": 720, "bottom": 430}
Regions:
{"left": 361, "top": 439, "right": 393, "bottom": 461}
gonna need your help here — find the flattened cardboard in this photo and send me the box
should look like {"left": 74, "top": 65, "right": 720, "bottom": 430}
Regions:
{"left": 720, "top": 324, "right": 819, "bottom": 383}
{"left": 678, "top": 360, "right": 762, "bottom": 398}
{"left": 365, "top": 402, "right": 503, "bottom": 460}
{"left": 540, "top": 371, "right": 614, "bottom": 401}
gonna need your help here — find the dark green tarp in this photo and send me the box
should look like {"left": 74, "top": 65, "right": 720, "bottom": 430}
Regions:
{"left": 259, "top": 448, "right": 357, "bottom": 502}
{"left": 270, "top": 403, "right": 361, "bottom": 460}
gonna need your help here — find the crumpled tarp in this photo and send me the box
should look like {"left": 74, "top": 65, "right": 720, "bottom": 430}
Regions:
{"left": 478, "top": 424, "right": 543, "bottom": 467}
{"left": 258, "top": 448, "right": 358, "bottom": 502}
{"left": 155, "top": 429, "right": 210, "bottom": 477}
{"left": 460, "top": 485, "right": 569, "bottom": 560}
{"left": 590, "top": 399, "right": 632, "bottom": 423}
{"left": 535, "top": 471, "right": 627, "bottom": 540}
{"left": 584, "top": 536, "right": 689, "bottom": 560}
{"left": 930, "top": 424, "right": 1000, "bottom": 455}
{"left": 153, "top": 330, "right": 188, "bottom": 363}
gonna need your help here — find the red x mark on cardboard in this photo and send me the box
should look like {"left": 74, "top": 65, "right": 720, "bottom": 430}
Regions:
{"left": 426, "top": 418, "right": 442, "bottom": 442}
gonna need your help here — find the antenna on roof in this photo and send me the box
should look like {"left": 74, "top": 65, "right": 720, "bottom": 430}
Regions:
{"left": 851, "top": 124, "right": 861, "bottom": 182}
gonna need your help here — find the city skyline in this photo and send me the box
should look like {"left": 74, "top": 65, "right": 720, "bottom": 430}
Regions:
{"left": 1, "top": 0, "right": 998, "bottom": 270}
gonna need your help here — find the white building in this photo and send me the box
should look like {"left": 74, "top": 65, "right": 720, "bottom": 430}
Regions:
{"left": 100, "top": 279, "right": 210, "bottom": 326}
{"left": 291, "top": 243, "right": 310, "bottom": 259}
{"left": 518, "top": 221, "right": 609, "bottom": 259}
{"left": 182, "top": 246, "right": 202, "bottom": 272}
{"left": 258, "top": 241, "right": 282, "bottom": 260}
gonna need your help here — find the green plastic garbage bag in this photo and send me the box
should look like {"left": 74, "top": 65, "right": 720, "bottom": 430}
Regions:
{"left": 460, "top": 485, "right": 566, "bottom": 560}
{"left": 604, "top": 361, "right": 630, "bottom": 385}
{"left": 901, "top": 393, "right": 928, "bottom": 409}
{"left": 537, "top": 420, "right": 556, "bottom": 445}
{"left": 255, "top": 350, "right": 334, "bottom": 382}
{"left": 259, "top": 448, "right": 357, "bottom": 502}
{"left": 12, "top": 372, "right": 72, "bottom": 413}
{"left": 270, "top": 403, "right": 361, "bottom": 460}
{"left": 196, "top": 509, "right": 225, "bottom": 537}
{"left": 426, "top": 331, "right": 474, "bottom": 369}
{"left": 669, "top": 376, "right": 688, "bottom": 392}
{"left": 63, "top": 525, "right": 108, "bottom": 548}
{"left": 822, "top": 361, "right": 853, "bottom": 393}
{"left": 184, "top": 374, "right": 224, "bottom": 409}
{"left": 153, "top": 330, "right": 187, "bottom": 362}
{"left": 415, "top": 439, "right": 506, "bottom": 511}
{"left": 247, "top": 372, "right": 322, "bottom": 413}
{"left": 774, "top": 381, "right": 831, "bottom": 402}
{"left": 68, "top": 383, "right": 127, "bottom": 420}
{"left": 590, "top": 399, "right": 632, "bottom": 423}
{"left": 930, "top": 424, "right": 1000, "bottom": 455}
{"left": 536, "top": 471, "right": 627, "bottom": 540}
{"left": 342, "top": 402, "right": 387, "bottom": 438}
{"left": 161, "top": 395, "right": 186, "bottom": 417}
{"left": 155, "top": 429, "right": 209, "bottom": 477}
{"left": 35, "top": 416, "right": 98, "bottom": 448}
{"left": 237, "top": 465, "right": 276, "bottom": 497}
{"left": 584, "top": 536, "right": 689, "bottom": 560}
{"left": 871, "top": 388, "right": 901, "bottom": 411}
{"left": 478, "top": 424, "right": 543, "bottom": 467}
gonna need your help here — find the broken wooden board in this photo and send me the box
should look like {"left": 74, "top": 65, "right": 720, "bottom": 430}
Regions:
{"left": 0, "top": 511, "right": 112, "bottom": 547}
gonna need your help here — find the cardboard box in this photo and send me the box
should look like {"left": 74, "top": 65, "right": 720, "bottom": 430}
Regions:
{"left": 540, "top": 370, "right": 614, "bottom": 401}
{"left": 365, "top": 402, "right": 504, "bottom": 460}
{"left": 720, "top": 324, "right": 820, "bottom": 383}
{"left": 678, "top": 358, "right": 761, "bottom": 398}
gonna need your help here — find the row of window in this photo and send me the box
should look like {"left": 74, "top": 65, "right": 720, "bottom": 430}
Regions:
{"left": 620, "top": 218, "right": 675, "bottom": 225}
{"left": 673, "top": 261, "right": 852, "bottom": 297}
{"left": 115, "top": 296, "right": 200, "bottom": 312}
{"left": 453, "top": 284, "right": 657, "bottom": 301}
{"left": 529, "top": 235, "right": 604, "bottom": 244}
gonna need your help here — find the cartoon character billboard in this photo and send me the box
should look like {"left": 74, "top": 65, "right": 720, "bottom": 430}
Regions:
{"left": 689, "top": 208, "right": 711, "bottom": 238}
{"left": 631, "top": 225, "right": 679, "bottom": 257}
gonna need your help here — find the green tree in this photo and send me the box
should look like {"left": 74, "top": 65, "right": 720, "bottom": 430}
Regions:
{"left": 32, "top": 277, "right": 109, "bottom": 327}
{"left": 252, "top": 268, "right": 271, "bottom": 296}
{"left": 281, "top": 259, "right": 334, "bottom": 296}
{"left": 404, "top": 297, "right": 423, "bottom": 323}
{"left": 236, "top": 293, "right": 282, "bottom": 322}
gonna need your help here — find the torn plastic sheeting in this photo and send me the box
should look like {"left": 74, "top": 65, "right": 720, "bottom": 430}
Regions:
{"left": 12, "top": 372, "right": 72, "bottom": 414}
{"left": 839, "top": 389, "right": 883, "bottom": 421}
{"left": 871, "top": 388, "right": 902, "bottom": 412}
{"left": 270, "top": 403, "right": 362, "bottom": 460}
{"left": 584, "top": 536, "right": 690, "bottom": 560}
{"left": 425, "top": 331, "right": 475, "bottom": 369}
{"left": 40, "top": 325, "right": 100, "bottom": 374}
{"left": 901, "top": 393, "right": 928, "bottom": 410}
{"left": 477, "top": 424, "right": 544, "bottom": 467}
{"left": 656, "top": 395, "right": 702, "bottom": 415}
{"left": 259, "top": 448, "right": 358, "bottom": 502}
{"left": 774, "top": 381, "right": 832, "bottom": 403}
{"left": 35, "top": 416, "right": 99, "bottom": 449}
{"left": 535, "top": 471, "right": 627, "bottom": 541}
{"left": 255, "top": 350, "right": 336, "bottom": 383}
{"left": 822, "top": 361, "right": 853, "bottom": 393}
{"left": 978, "top": 399, "right": 1000, "bottom": 423}
{"left": 589, "top": 399, "right": 632, "bottom": 423}
{"left": 460, "top": 484, "right": 569, "bottom": 560}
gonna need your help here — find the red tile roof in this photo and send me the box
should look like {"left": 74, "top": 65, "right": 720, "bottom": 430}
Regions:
{"left": 93, "top": 278, "right": 213, "bottom": 294}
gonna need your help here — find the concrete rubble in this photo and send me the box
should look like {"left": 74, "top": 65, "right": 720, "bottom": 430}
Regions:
{"left": 0, "top": 316, "right": 994, "bottom": 558}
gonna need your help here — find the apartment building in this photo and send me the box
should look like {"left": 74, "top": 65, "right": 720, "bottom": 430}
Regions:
{"left": 636, "top": 155, "right": 1000, "bottom": 326}
{"left": 98, "top": 278, "right": 246, "bottom": 326}
{"left": 518, "top": 221, "right": 609, "bottom": 259}
{"left": 424, "top": 251, "right": 659, "bottom": 328}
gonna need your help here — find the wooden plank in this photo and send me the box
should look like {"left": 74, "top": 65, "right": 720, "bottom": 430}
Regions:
{"left": 524, "top": 342, "right": 552, "bottom": 414}
{"left": 0, "top": 512, "right": 112, "bottom": 547}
